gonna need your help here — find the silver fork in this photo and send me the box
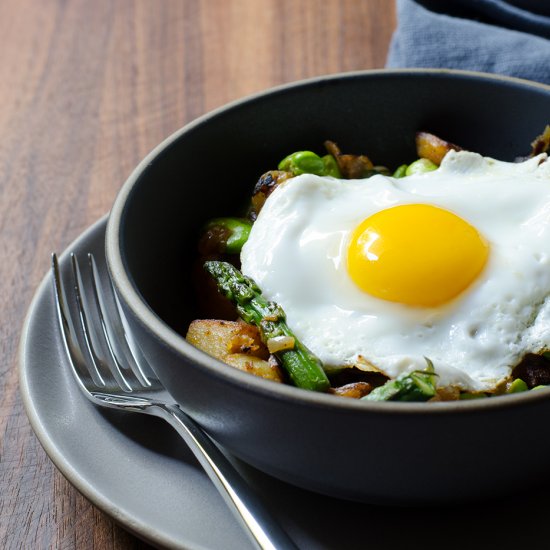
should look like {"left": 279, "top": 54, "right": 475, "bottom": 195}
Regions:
{"left": 51, "top": 252, "right": 298, "bottom": 550}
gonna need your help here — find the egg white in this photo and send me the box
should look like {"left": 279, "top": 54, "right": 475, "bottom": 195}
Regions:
{"left": 241, "top": 151, "right": 550, "bottom": 391}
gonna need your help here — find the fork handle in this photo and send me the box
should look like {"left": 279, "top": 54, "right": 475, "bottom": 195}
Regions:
{"left": 151, "top": 403, "right": 298, "bottom": 550}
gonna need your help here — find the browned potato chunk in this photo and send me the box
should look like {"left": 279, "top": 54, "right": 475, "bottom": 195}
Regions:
{"left": 186, "top": 320, "right": 283, "bottom": 382}
{"left": 224, "top": 353, "right": 284, "bottom": 382}
{"left": 415, "top": 132, "right": 462, "bottom": 166}
{"left": 186, "top": 319, "right": 269, "bottom": 361}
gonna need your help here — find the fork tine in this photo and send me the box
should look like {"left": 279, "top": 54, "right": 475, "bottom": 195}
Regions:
{"left": 89, "top": 253, "right": 152, "bottom": 388}
{"left": 59, "top": 252, "right": 132, "bottom": 391}
{"left": 72, "top": 253, "right": 134, "bottom": 392}
{"left": 69, "top": 253, "right": 111, "bottom": 388}
{"left": 112, "top": 288, "right": 153, "bottom": 387}
{"left": 52, "top": 253, "right": 106, "bottom": 390}
{"left": 67, "top": 254, "right": 142, "bottom": 392}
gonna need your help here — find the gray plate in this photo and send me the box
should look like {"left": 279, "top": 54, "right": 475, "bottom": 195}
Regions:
{"left": 19, "top": 217, "right": 550, "bottom": 549}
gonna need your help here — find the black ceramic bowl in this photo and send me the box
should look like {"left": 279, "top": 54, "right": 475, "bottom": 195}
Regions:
{"left": 106, "top": 69, "right": 550, "bottom": 504}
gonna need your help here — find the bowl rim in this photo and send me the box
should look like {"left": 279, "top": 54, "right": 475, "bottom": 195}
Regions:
{"left": 106, "top": 67, "right": 550, "bottom": 415}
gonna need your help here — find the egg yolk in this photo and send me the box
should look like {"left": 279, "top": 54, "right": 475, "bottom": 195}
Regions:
{"left": 347, "top": 204, "right": 489, "bottom": 307}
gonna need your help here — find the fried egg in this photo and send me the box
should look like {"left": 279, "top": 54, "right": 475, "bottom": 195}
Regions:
{"left": 240, "top": 151, "right": 550, "bottom": 391}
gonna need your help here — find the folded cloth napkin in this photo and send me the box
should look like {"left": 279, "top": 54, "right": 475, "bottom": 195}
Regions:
{"left": 386, "top": 0, "right": 550, "bottom": 84}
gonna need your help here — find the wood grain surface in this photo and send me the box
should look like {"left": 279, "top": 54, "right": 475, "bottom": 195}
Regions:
{"left": 0, "top": 1, "right": 395, "bottom": 548}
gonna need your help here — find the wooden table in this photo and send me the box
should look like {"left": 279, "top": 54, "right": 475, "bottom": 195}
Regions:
{"left": 0, "top": 1, "right": 395, "bottom": 547}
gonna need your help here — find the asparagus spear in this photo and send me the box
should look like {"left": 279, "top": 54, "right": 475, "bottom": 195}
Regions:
{"left": 204, "top": 261, "right": 330, "bottom": 392}
{"left": 363, "top": 359, "right": 437, "bottom": 402}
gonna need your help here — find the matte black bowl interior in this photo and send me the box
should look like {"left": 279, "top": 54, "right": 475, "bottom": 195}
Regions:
{"left": 106, "top": 69, "right": 550, "bottom": 504}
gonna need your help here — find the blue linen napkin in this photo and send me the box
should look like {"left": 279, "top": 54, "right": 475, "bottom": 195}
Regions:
{"left": 386, "top": 0, "right": 550, "bottom": 84}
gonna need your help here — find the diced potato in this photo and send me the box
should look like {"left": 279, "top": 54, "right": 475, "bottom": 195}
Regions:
{"left": 186, "top": 319, "right": 284, "bottom": 382}
{"left": 224, "top": 353, "right": 284, "bottom": 383}
{"left": 186, "top": 319, "right": 269, "bottom": 361}
{"left": 415, "top": 131, "right": 461, "bottom": 166}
